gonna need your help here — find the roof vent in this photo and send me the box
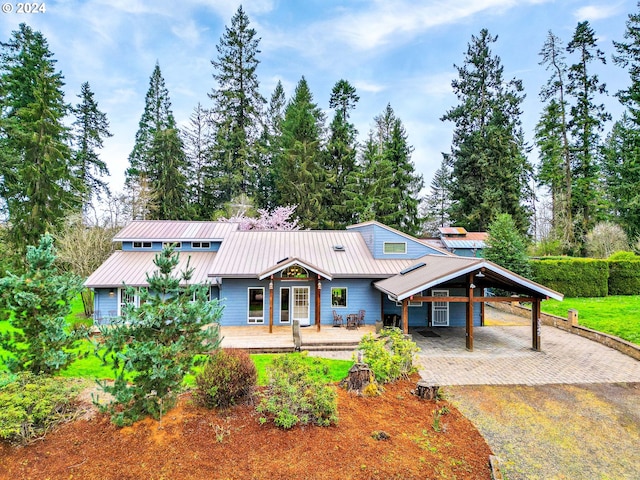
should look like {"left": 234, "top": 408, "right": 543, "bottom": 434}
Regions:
{"left": 333, "top": 245, "right": 345, "bottom": 252}
{"left": 400, "top": 262, "right": 426, "bottom": 275}
{"left": 277, "top": 257, "right": 289, "bottom": 264}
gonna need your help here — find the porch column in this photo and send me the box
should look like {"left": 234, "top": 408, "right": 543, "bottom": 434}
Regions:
{"left": 269, "top": 276, "right": 274, "bottom": 334}
{"left": 315, "top": 275, "right": 322, "bottom": 332}
{"left": 480, "top": 295, "right": 485, "bottom": 326}
{"left": 466, "top": 273, "right": 474, "bottom": 351}
{"left": 532, "top": 297, "right": 541, "bottom": 351}
{"left": 402, "top": 299, "right": 409, "bottom": 334}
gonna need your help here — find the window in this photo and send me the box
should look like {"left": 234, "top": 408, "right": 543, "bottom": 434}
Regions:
{"left": 396, "top": 300, "right": 423, "bottom": 307}
{"left": 281, "top": 264, "right": 308, "bottom": 278}
{"left": 248, "top": 288, "right": 265, "bottom": 324}
{"left": 383, "top": 242, "right": 407, "bottom": 254}
{"left": 163, "top": 242, "right": 182, "bottom": 249}
{"left": 133, "top": 241, "right": 152, "bottom": 249}
{"left": 331, "top": 287, "right": 347, "bottom": 308}
{"left": 192, "top": 242, "right": 211, "bottom": 249}
{"left": 118, "top": 287, "right": 139, "bottom": 316}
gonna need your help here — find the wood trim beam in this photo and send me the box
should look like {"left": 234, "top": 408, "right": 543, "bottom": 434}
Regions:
{"left": 409, "top": 296, "right": 537, "bottom": 303}
{"left": 402, "top": 299, "right": 409, "bottom": 334}
{"left": 269, "top": 276, "right": 274, "bottom": 334}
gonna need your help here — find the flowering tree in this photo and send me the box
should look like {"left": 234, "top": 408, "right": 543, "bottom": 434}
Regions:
{"left": 221, "top": 205, "right": 300, "bottom": 231}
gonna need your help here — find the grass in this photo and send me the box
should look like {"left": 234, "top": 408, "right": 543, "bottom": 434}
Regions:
{"left": 541, "top": 296, "right": 640, "bottom": 345}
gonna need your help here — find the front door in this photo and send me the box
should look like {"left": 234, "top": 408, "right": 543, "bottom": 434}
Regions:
{"left": 432, "top": 289, "right": 449, "bottom": 326}
{"left": 292, "top": 287, "right": 310, "bottom": 326}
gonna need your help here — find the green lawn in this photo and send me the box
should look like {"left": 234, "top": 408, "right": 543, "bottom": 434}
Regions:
{"left": 541, "top": 296, "right": 640, "bottom": 345}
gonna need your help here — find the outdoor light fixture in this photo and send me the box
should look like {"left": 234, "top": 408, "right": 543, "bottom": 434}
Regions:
{"left": 469, "top": 283, "right": 476, "bottom": 289}
{"left": 109, "top": 289, "right": 115, "bottom": 297}
{"left": 475, "top": 271, "right": 485, "bottom": 278}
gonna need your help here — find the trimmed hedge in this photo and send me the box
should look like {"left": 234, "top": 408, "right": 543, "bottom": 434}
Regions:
{"left": 530, "top": 259, "right": 609, "bottom": 297}
{"left": 608, "top": 260, "right": 640, "bottom": 295}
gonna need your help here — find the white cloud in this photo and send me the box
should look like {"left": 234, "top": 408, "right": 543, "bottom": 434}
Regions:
{"left": 574, "top": 4, "right": 623, "bottom": 21}
{"left": 353, "top": 80, "right": 386, "bottom": 93}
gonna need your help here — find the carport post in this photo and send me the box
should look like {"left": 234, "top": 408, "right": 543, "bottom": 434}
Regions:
{"left": 466, "top": 273, "right": 474, "bottom": 351}
{"left": 532, "top": 298, "right": 541, "bottom": 351}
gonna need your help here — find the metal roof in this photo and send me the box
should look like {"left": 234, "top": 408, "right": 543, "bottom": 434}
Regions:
{"left": 113, "top": 221, "right": 238, "bottom": 242}
{"left": 84, "top": 251, "right": 219, "bottom": 287}
{"left": 374, "top": 255, "right": 564, "bottom": 301}
{"left": 209, "top": 230, "right": 415, "bottom": 278}
{"left": 439, "top": 226, "right": 467, "bottom": 235}
{"left": 441, "top": 238, "right": 486, "bottom": 249}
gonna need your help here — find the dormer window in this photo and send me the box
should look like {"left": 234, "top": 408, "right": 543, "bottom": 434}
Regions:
{"left": 383, "top": 242, "right": 407, "bottom": 254}
{"left": 281, "top": 265, "right": 308, "bottom": 278}
{"left": 133, "top": 241, "right": 152, "bottom": 249}
{"left": 192, "top": 242, "right": 211, "bottom": 249}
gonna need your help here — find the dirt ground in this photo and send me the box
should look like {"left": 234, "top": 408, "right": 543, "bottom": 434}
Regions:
{"left": 447, "top": 382, "right": 640, "bottom": 480}
{"left": 0, "top": 377, "right": 493, "bottom": 480}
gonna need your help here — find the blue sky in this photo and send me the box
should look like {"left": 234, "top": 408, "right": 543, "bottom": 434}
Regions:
{"left": 1, "top": 0, "right": 636, "bottom": 195}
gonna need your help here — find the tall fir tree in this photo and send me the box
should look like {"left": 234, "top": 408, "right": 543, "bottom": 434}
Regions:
{"left": 606, "top": 4, "right": 640, "bottom": 237}
{"left": 209, "top": 5, "right": 265, "bottom": 205}
{"left": 272, "top": 77, "right": 326, "bottom": 228}
{"left": 323, "top": 79, "right": 359, "bottom": 228}
{"left": 182, "top": 103, "right": 215, "bottom": 219}
{"left": 536, "top": 31, "right": 575, "bottom": 251}
{"left": 422, "top": 158, "right": 452, "bottom": 236}
{"left": 566, "top": 21, "right": 610, "bottom": 245}
{"left": 126, "top": 63, "right": 188, "bottom": 220}
{"left": 72, "top": 81, "right": 112, "bottom": 215}
{"left": 0, "top": 24, "right": 80, "bottom": 250}
{"left": 441, "top": 29, "right": 532, "bottom": 234}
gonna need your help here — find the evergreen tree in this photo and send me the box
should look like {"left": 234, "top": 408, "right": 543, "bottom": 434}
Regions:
{"left": 209, "top": 5, "right": 265, "bottom": 204}
{"left": 536, "top": 31, "right": 575, "bottom": 251}
{"left": 566, "top": 21, "right": 610, "bottom": 243}
{"left": 0, "top": 24, "right": 80, "bottom": 250}
{"left": 272, "top": 77, "right": 326, "bottom": 228}
{"left": 182, "top": 103, "right": 215, "bottom": 219}
{"left": 126, "top": 63, "right": 188, "bottom": 219}
{"left": 72, "top": 81, "right": 112, "bottom": 214}
{"left": 608, "top": 4, "right": 640, "bottom": 237}
{"left": 422, "top": 159, "right": 452, "bottom": 236}
{"left": 0, "top": 234, "right": 85, "bottom": 374}
{"left": 484, "top": 213, "right": 531, "bottom": 278}
{"left": 441, "top": 29, "right": 532, "bottom": 234}
{"left": 323, "top": 79, "right": 359, "bottom": 228}
{"left": 97, "top": 246, "right": 221, "bottom": 426}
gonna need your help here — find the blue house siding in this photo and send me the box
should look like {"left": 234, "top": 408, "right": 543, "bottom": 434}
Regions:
{"left": 349, "top": 224, "right": 445, "bottom": 259}
{"left": 321, "top": 278, "right": 381, "bottom": 325}
{"left": 94, "top": 288, "right": 118, "bottom": 318}
{"left": 122, "top": 241, "right": 221, "bottom": 252}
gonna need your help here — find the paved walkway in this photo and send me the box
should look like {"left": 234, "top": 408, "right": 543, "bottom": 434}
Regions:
{"left": 416, "top": 325, "right": 640, "bottom": 385}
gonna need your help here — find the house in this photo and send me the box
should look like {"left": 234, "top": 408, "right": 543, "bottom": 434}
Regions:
{"left": 85, "top": 220, "right": 562, "bottom": 351}
{"left": 421, "top": 227, "right": 488, "bottom": 257}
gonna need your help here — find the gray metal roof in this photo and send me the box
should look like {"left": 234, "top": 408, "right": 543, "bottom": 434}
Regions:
{"left": 209, "top": 230, "right": 415, "bottom": 278}
{"left": 374, "top": 255, "right": 564, "bottom": 301}
{"left": 113, "top": 221, "right": 238, "bottom": 242}
{"left": 441, "top": 238, "right": 486, "bottom": 249}
{"left": 84, "top": 251, "right": 219, "bottom": 287}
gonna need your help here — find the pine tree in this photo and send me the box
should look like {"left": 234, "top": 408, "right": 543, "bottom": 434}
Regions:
{"left": 484, "top": 213, "right": 531, "bottom": 278}
{"left": 126, "top": 63, "right": 188, "bottom": 219}
{"left": 0, "top": 24, "right": 80, "bottom": 250}
{"left": 0, "top": 234, "right": 85, "bottom": 374}
{"left": 72, "top": 81, "right": 112, "bottom": 214}
{"left": 272, "top": 77, "right": 326, "bottom": 228}
{"left": 209, "top": 5, "right": 265, "bottom": 203}
{"left": 566, "top": 21, "right": 610, "bottom": 244}
{"left": 422, "top": 159, "right": 452, "bottom": 236}
{"left": 536, "top": 31, "right": 574, "bottom": 251}
{"left": 441, "top": 29, "right": 532, "bottom": 234}
{"left": 323, "top": 79, "right": 360, "bottom": 228}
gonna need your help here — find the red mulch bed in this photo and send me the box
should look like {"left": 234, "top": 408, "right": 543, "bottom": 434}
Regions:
{"left": 0, "top": 377, "right": 492, "bottom": 479}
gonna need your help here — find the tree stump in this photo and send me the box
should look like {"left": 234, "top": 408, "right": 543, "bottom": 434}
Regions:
{"left": 414, "top": 380, "right": 439, "bottom": 400}
{"left": 345, "top": 363, "right": 374, "bottom": 393}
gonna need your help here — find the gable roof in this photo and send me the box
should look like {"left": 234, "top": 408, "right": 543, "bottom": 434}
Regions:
{"left": 113, "top": 221, "right": 238, "bottom": 242}
{"left": 374, "top": 254, "right": 563, "bottom": 301}
{"left": 208, "top": 229, "right": 415, "bottom": 278}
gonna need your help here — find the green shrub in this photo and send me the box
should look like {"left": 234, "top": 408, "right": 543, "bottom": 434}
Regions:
{"left": 608, "top": 251, "right": 639, "bottom": 261}
{"left": 530, "top": 258, "right": 609, "bottom": 297}
{"left": 357, "top": 327, "right": 419, "bottom": 383}
{"left": 256, "top": 353, "right": 338, "bottom": 429}
{"left": 194, "top": 349, "right": 257, "bottom": 409}
{"left": 608, "top": 260, "right": 640, "bottom": 295}
{"left": 0, "top": 373, "right": 85, "bottom": 444}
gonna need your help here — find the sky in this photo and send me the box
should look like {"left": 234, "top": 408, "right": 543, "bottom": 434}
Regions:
{"left": 1, "top": 0, "right": 637, "bottom": 198}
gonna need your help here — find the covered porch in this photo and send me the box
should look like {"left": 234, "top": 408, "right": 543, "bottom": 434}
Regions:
{"left": 375, "top": 255, "right": 563, "bottom": 352}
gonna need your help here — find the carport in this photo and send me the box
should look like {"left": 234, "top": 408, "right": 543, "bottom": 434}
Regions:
{"left": 374, "top": 255, "right": 564, "bottom": 352}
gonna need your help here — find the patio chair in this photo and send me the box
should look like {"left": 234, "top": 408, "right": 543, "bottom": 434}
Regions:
{"left": 346, "top": 314, "right": 358, "bottom": 330}
{"left": 357, "top": 309, "right": 365, "bottom": 327}
{"left": 332, "top": 310, "right": 343, "bottom": 327}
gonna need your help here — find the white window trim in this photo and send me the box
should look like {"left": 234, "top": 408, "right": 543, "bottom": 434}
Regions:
{"left": 192, "top": 242, "right": 211, "bottom": 249}
{"left": 279, "top": 287, "right": 290, "bottom": 324}
{"left": 331, "top": 287, "right": 348, "bottom": 308}
{"left": 163, "top": 242, "right": 182, "bottom": 249}
{"left": 383, "top": 242, "right": 407, "bottom": 254}
{"left": 396, "top": 300, "right": 423, "bottom": 307}
{"left": 133, "top": 241, "right": 152, "bottom": 249}
{"left": 117, "top": 287, "right": 139, "bottom": 316}
{"left": 248, "top": 287, "right": 265, "bottom": 324}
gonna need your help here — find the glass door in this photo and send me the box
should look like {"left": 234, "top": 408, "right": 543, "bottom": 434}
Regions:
{"left": 292, "top": 287, "right": 310, "bottom": 326}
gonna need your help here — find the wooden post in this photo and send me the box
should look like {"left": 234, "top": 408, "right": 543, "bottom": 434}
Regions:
{"left": 380, "top": 292, "right": 384, "bottom": 327}
{"left": 402, "top": 299, "right": 409, "bottom": 334}
{"left": 532, "top": 297, "right": 541, "bottom": 351}
{"left": 480, "top": 297, "right": 485, "bottom": 326}
{"left": 269, "top": 276, "right": 274, "bottom": 334}
{"left": 466, "top": 273, "right": 474, "bottom": 351}
{"left": 315, "top": 275, "right": 321, "bottom": 332}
